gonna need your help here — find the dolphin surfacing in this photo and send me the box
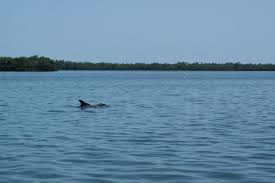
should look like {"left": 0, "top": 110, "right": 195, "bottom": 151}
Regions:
{"left": 79, "top": 100, "right": 109, "bottom": 108}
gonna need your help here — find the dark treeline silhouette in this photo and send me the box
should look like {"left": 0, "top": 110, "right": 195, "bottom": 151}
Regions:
{"left": 0, "top": 56, "right": 59, "bottom": 71}
{"left": 1, "top": 56, "right": 275, "bottom": 71}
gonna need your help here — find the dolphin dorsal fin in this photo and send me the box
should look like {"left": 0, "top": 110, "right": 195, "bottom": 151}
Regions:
{"left": 79, "top": 100, "right": 90, "bottom": 107}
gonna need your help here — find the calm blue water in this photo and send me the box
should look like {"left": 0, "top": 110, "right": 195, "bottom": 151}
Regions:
{"left": 0, "top": 71, "right": 275, "bottom": 183}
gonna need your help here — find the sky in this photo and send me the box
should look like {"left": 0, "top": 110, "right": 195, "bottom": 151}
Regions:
{"left": 1, "top": 0, "right": 275, "bottom": 63}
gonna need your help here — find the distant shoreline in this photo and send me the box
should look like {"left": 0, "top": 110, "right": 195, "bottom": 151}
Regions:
{"left": 1, "top": 56, "right": 275, "bottom": 71}
{"left": 2, "top": 69, "right": 275, "bottom": 72}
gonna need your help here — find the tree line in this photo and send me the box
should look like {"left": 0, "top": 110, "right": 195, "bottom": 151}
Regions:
{"left": 1, "top": 56, "right": 275, "bottom": 71}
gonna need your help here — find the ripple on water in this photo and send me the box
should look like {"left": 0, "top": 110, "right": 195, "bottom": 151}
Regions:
{"left": 1, "top": 71, "right": 275, "bottom": 183}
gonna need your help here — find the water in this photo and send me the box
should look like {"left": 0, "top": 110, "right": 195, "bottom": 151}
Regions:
{"left": 0, "top": 71, "right": 275, "bottom": 183}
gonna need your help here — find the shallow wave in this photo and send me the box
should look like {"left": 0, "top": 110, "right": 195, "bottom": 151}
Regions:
{"left": 1, "top": 71, "right": 275, "bottom": 183}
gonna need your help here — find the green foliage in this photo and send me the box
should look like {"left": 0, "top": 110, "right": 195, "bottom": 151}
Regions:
{"left": 1, "top": 56, "right": 275, "bottom": 71}
{"left": 0, "top": 56, "right": 59, "bottom": 71}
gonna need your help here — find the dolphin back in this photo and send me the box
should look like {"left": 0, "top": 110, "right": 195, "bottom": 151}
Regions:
{"left": 79, "top": 100, "right": 109, "bottom": 108}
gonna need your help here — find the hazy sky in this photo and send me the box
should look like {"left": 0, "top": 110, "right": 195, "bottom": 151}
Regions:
{"left": 1, "top": 0, "right": 275, "bottom": 63}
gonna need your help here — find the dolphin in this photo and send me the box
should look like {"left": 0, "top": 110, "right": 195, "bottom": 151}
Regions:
{"left": 79, "top": 100, "right": 109, "bottom": 108}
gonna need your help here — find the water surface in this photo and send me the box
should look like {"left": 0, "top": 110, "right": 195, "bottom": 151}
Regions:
{"left": 0, "top": 71, "right": 275, "bottom": 183}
